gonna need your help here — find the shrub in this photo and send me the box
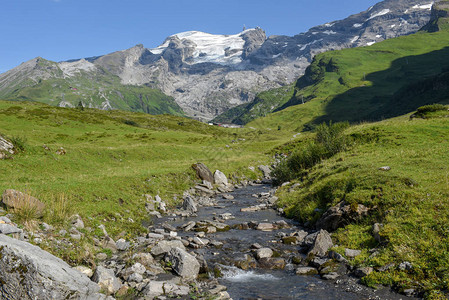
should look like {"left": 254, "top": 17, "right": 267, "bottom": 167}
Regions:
{"left": 416, "top": 104, "right": 447, "bottom": 114}
{"left": 272, "top": 122, "right": 350, "bottom": 184}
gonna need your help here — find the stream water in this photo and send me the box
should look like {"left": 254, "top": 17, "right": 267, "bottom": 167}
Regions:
{"left": 155, "top": 184, "right": 412, "bottom": 300}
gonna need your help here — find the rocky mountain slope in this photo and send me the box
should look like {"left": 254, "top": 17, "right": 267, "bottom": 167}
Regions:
{"left": 0, "top": 0, "right": 434, "bottom": 120}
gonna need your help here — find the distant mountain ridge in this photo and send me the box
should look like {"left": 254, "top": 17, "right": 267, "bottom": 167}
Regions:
{"left": 0, "top": 0, "right": 434, "bottom": 119}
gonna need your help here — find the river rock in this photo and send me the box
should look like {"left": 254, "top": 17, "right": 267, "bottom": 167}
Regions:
{"left": 258, "top": 165, "right": 271, "bottom": 178}
{"left": 296, "top": 267, "right": 319, "bottom": 275}
{"left": 0, "top": 234, "right": 102, "bottom": 299}
{"left": 2, "top": 189, "right": 46, "bottom": 217}
{"left": 308, "top": 230, "right": 333, "bottom": 257}
{"left": 183, "top": 195, "right": 197, "bottom": 213}
{"left": 214, "top": 170, "right": 228, "bottom": 186}
{"left": 354, "top": 267, "right": 373, "bottom": 278}
{"left": 143, "top": 280, "right": 190, "bottom": 298}
{"left": 222, "top": 194, "right": 234, "bottom": 200}
{"left": 256, "top": 248, "right": 273, "bottom": 259}
{"left": 166, "top": 247, "right": 200, "bottom": 279}
{"left": 132, "top": 252, "right": 154, "bottom": 268}
{"left": 192, "top": 162, "right": 214, "bottom": 183}
{"left": 151, "top": 240, "right": 186, "bottom": 256}
{"left": 92, "top": 266, "right": 122, "bottom": 295}
{"left": 315, "top": 201, "right": 369, "bottom": 231}
{"left": 258, "top": 257, "right": 286, "bottom": 270}
{"left": 257, "top": 223, "right": 275, "bottom": 231}
{"left": 195, "top": 185, "right": 215, "bottom": 195}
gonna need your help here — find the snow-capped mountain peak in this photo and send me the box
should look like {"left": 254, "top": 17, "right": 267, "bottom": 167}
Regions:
{"left": 150, "top": 28, "right": 264, "bottom": 65}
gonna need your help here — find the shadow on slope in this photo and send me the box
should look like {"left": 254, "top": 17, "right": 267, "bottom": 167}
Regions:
{"left": 311, "top": 46, "right": 449, "bottom": 125}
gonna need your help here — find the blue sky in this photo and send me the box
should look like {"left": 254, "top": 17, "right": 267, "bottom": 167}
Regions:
{"left": 0, "top": 0, "right": 379, "bottom": 73}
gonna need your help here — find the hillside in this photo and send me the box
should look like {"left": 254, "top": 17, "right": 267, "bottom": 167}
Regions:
{"left": 0, "top": 100, "right": 292, "bottom": 262}
{"left": 0, "top": 57, "right": 184, "bottom": 116}
{"left": 241, "top": 5, "right": 449, "bottom": 130}
{"left": 271, "top": 106, "right": 449, "bottom": 298}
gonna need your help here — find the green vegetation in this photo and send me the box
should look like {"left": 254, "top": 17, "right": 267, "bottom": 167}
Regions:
{"left": 212, "top": 85, "right": 295, "bottom": 125}
{"left": 0, "top": 99, "right": 291, "bottom": 263}
{"left": 247, "top": 26, "right": 449, "bottom": 132}
{"left": 0, "top": 58, "right": 183, "bottom": 116}
{"left": 273, "top": 106, "right": 449, "bottom": 297}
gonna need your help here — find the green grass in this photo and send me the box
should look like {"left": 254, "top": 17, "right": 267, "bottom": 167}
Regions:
{"left": 0, "top": 99, "right": 292, "bottom": 263}
{"left": 247, "top": 27, "right": 449, "bottom": 132}
{"left": 212, "top": 84, "right": 295, "bottom": 125}
{"left": 273, "top": 110, "right": 449, "bottom": 297}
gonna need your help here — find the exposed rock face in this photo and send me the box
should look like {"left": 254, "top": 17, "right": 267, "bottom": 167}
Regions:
{"left": 0, "top": 234, "right": 103, "bottom": 299}
{"left": 192, "top": 163, "right": 214, "bottom": 183}
{"left": 315, "top": 202, "right": 369, "bottom": 231}
{"left": 0, "top": 0, "right": 433, "bottom": 120}
{"left": 2, "top": 189, "right": 46, "bottom": 217}
{"left": 0, "top": 136, "right": 14, "bottom": 158}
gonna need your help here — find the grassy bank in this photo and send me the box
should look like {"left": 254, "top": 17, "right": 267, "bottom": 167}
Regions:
{"left": 273, "top": 108, "right": 449, "bottom": 298}
{"left": 0, "top": 99, "right": 291, "bottom": 261}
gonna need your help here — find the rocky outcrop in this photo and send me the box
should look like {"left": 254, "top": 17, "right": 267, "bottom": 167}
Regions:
{"left": 2, "top": 189, "right": 46, "bottom": 218}
{"left": 0, "top": 136, "right": 14, "bottom": 159}
{"left": 315, "top": 201, "right": 369, "bottom": 231}
{"left": 0, "top": 234, "right": 103, "bottom": 299}
{"left": 192, "top": 163, "right": 214, "bottom": 183}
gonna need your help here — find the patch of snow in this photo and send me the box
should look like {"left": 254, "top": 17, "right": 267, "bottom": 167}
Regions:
{"left": 299, "top": 39, "right": 323, "bottom": 51}
{"left": 376, "top": 35, "right": 382, "bottom": 38}
{"left": 412, "top": 3, "right": 433, "bottom": 10}
{"left": 324, "top": 22, "right": 335, "bottom": 27}
{"left": 59, "top": 59, "right": 96, "bottom": 77}
{"left": 366, "top": 41, "right": 376, "bottom": 46}
{"left": 368, "top": 6, "right": 374, "bottom": 11}
{"left": 367, "top": 9, "right": 391, "bottom": 21}
{"left": 350, "top": 36, "right": 359, "bottom": 43}
{"left": 390, "top": 24, "right": 396, "bottom": 28}
{"left": 312, "top": 32, "right": 319, "bottom": 35}
{"left": 150, "top": 29, "right": 256, "bottom": 65}
{"left": 323, "top": 30, "right": 337, "bottom": 35}
{"left": 272, "top": 53, "right": 281, "bottom": 59}
{"left": 353, "top": 23, "right": 363, "bottom": 28}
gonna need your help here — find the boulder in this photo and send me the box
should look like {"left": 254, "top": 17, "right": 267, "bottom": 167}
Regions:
{"left": 92, "top": 266, "right": 121, "bottom": 295}
{"left": 258, "top": 257, "right": 286, "bottom": 270}
{"left": 166, "top": 247, "right": 200, "bottom": 279}
{"left": 143, "top": 280, "right": 189, "bottom": 298}
{"left": 345, "top": 248, "right": 362, "bottom": 258}
{"left": 308, "top": 230, "right": 333, "bottom": 257}
{"left": 256, "top": 223, "right": 275, "bottom": 231}
{"left": 0, "top": 234, "right": 103, "bottom": 299}
{"left": 192, "top": 163, "right": 214, "bottom": 183}
{"left": 315, "top": 201, "right": 369, "bottom": 231}
{"left": 354, "top": 267, "right": 373, "bottom": 278}
{"left": 74, "top": 266, "right": 94, "bottom": 278}
{"left": 255, "top": 248, "right": 273, "bottom": 259}
{"left": 372, "top": 223, "right": 383, "bottom": 243}
{"left": 151, "top": 240, "right": 185, "bottom": 256}
{"left": 296, "top": 267, "right": 319, "bottom": 275}
{"left": 101, "top": 236, "right": 118, "bottom": 253}
{"left": 182, "top": 195, "right": 197, "bottom": 213}
{"left": 214, "top": 170, "right": 228, "bottom": 186}
{"left": 2, "top": 189, "right": 46, "bottom": 218}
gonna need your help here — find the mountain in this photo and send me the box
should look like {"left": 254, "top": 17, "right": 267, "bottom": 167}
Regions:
{"left": 0, "top": 0, "right": 434, "bottom": 120}
{"left": 0, "top": 57, "right": 184, "bottom": 116}
{"left": 242, "top": 1, "right": 449, "bottom": 132}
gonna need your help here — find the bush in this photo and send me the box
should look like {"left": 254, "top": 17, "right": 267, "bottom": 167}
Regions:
{"left": 272, "top": 122, "right": 350, "bottom": 184}
{"left": 416, "top": 104, "right": 447, "bottom": 114}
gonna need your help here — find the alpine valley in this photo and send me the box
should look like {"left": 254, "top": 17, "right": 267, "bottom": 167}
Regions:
{"left": 0, "top": 0, "right": 435, "bottom": 120}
